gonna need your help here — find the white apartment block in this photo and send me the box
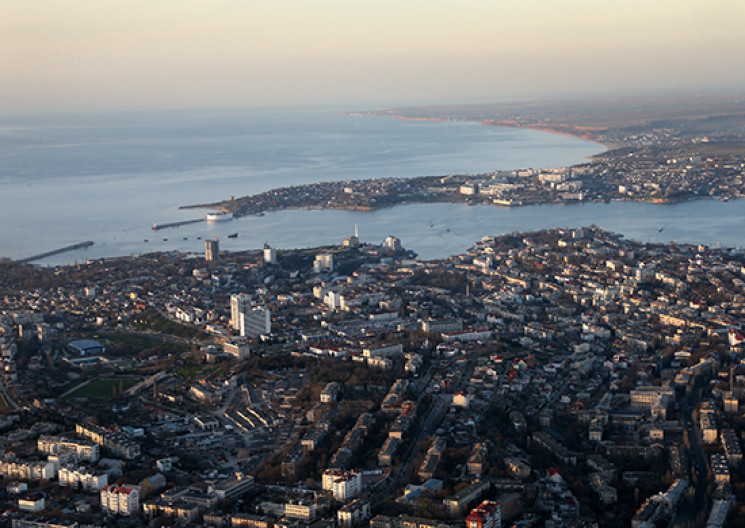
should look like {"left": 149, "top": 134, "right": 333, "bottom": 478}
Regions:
{"left": 100, "top": 484, "right": 139, "bottom": 515}
{"left": 240, "top": 306, "right": 271, "bottom": 338}
{"left": 313, "top": 254, "right": 334, "bottom": 273}
{"left": 75, "top": 423, "right": 140, "bottom": 460}
{"left": 38, "top": 435, "right": 100, "bottom": 463}
{"left": 231, "top": 294, "right": 253, "bottom": 331}
{"left": 58, "top": 466, "right": 108, "bottom": 491}
{"left": 322, "top": 469, "right": 362, "bottom": 501}
{"left": 0, "top": 460, "right": 56, "bottom": 481}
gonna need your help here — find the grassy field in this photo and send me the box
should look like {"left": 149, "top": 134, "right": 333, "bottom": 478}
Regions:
{"left": 66, "top": 378, "right": 139, "bottom": 399}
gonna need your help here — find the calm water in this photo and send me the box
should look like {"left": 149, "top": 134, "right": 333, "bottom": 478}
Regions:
{"left": 1, "top": 107, "right": 601, "bottom": 263}
{"left": 3, "top": 107, "right": 741, "bottom": 265}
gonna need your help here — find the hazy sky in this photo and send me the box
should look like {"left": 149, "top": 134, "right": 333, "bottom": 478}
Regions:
{"left": 3, "top": 0, "right": 744, "bottom": 112}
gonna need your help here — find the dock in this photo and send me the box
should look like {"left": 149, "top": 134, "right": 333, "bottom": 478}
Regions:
{"left": 18, "top": 241, "right": 94, "bottom": 263}
{"left": 152, "top": 218, "right": 205, "bottom": 230}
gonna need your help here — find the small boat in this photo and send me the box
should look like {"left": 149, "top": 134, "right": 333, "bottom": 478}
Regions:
{"left": 162, "top": 238, "right": 168, "bottom": 241}
{"left": 196, "top": 236, "right": 202, "bottom": 240}
{"left": 144, "top": 239, "right": 149, "bottom": 243}
{"left": 228, "top": 232, "right": 238, "bottom": 238}
{"left": 183, "top": 237, "right": 188, "bottom": 240}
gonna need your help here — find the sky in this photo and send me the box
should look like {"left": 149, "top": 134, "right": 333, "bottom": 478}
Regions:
{"left": 2, "top": 0, "right": 745, "bottom": 113}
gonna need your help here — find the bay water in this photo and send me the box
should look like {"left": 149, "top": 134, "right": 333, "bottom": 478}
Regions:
{"left": 1, "top": 107, "right": 740, "bottom": 265}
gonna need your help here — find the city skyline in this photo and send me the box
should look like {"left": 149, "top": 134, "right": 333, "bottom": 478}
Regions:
{"left": 3, "top": 0, "right": 744, "bottom": 113}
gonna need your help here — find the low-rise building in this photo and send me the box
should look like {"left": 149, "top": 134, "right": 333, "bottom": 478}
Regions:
{"left": 466, "top": 501, "right": 501, "bottom": 528}
{"left": 209, "top": 473, "right": 255, "bottom": 501}
{"left": 337, "top": 498, "right": 371, "bottom": 528}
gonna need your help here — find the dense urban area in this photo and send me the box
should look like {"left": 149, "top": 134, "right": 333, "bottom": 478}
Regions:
{"left": 2, "top": 224, "right": 745, "bottom": 528}
{"left": 4, "top": 95, "right": 745, "bottom": 528}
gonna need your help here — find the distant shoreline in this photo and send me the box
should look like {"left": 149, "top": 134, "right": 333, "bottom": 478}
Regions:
{"left": 339, "top": 110, "right": 614, "bottom": 152}
{"left": 182, "top": 113, "right": 612, "bottom": 215}
{"left": 181, "top": 114, "right": 716, "bottom": 217}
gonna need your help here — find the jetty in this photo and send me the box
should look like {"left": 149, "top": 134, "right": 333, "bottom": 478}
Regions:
{"left": 152, "top": 218, "right": 205, "bottom": 230}
{"left": 18, "top": 241, "right": 94, "bottom": 263}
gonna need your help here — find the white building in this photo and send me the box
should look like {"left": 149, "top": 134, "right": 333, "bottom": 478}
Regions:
{"left": 314, "top": 254, "right": 334, "bottom": 273}
{"left": 38, "top": 435, "right": 100, "bottom": 463}
{"left": 441, "top": 328, "right": 492, "bottom": 343}
{"left": 264, "top": 243, "right": 276, "bottom": 265}
{"left": 325, "top": 290, "right": 343, "bottom": 310}
{"left": 230, "top": 294, "right": 253, "bottom": 331}
{"left": 223, "top": 341, "right": 251, "bottom": 360}
{"left": 322, "top": 469, "right": 362, "bottom": 501}
{"left": 100, "top": 484, "right": 139, "bottom": 515}
{"left": 240, "top": 306, "right": 271, "bottom": 338}
{"left": 383, "top": 236, "right": 402, "bottom": 252}
{"left": 0, "top": 460, "right": 56, "bottom": 481}
{"left": 18, "top": 493, "right": 45, "bottom": 512}
{"left": 58, "top": 466, "right": 108, "bottom": 491}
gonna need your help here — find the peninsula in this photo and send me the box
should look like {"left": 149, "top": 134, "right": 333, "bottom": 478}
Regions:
{"left": 182, "top": 93, "right": 745, "bottom": 217}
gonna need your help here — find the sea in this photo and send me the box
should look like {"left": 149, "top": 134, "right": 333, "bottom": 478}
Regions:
{"left": 1, "top": 107, "right": 743, "bottom": 265}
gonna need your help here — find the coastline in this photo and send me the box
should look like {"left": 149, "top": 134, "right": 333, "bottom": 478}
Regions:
{"left": 184, "top": 191, "right": 718, "bottom": 218}
{"left": 182, "top": 113, "right": 614, "bottom": 216}
{"left": 6, "top": 98, "right": 745, "bottom": 265}
{"left": 178, "top": 114, "right": 717, "bottom": 218}
{"left": 339, "top": 110, "right": 613, "bottom": 152}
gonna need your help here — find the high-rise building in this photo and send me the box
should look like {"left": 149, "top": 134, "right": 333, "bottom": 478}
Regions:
{"left": 240, "top": 306, "right": 271, "bottom": 338}
{"left": 383, "top": 236, "right": 402, "bottom": 252}
{"left": 264, "top": 243, "right": 276, "bottom": 265}
{"left": 314, "top": 253, "right": 334, "bottom": 273}
{"left": 205, "top": 239, "right": 219, "bottom": 261}
{"left": 230, "top": 294, "right": 253, "bottom": 331}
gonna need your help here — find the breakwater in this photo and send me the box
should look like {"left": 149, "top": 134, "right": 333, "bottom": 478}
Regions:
{"left": 152, "top": 218, "right": 205, "bottom": 230}
{"left": 18, "top": 241, "right": 94, "bottom": 263}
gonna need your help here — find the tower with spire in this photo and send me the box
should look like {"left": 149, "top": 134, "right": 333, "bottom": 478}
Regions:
{"left": 343, "top": 224, "right": 360, "bottom": 248}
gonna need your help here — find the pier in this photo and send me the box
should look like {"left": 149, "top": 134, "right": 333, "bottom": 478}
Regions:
{"left": 18, "top": 241, "right": 94, "bottom": 263}
{"left": 152, "top": 218, "right": 205, "bottom": 230}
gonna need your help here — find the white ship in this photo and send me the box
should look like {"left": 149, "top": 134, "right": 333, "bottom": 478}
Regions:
{"left": 206, "top": 212, "right": 234, "bottom": 222}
